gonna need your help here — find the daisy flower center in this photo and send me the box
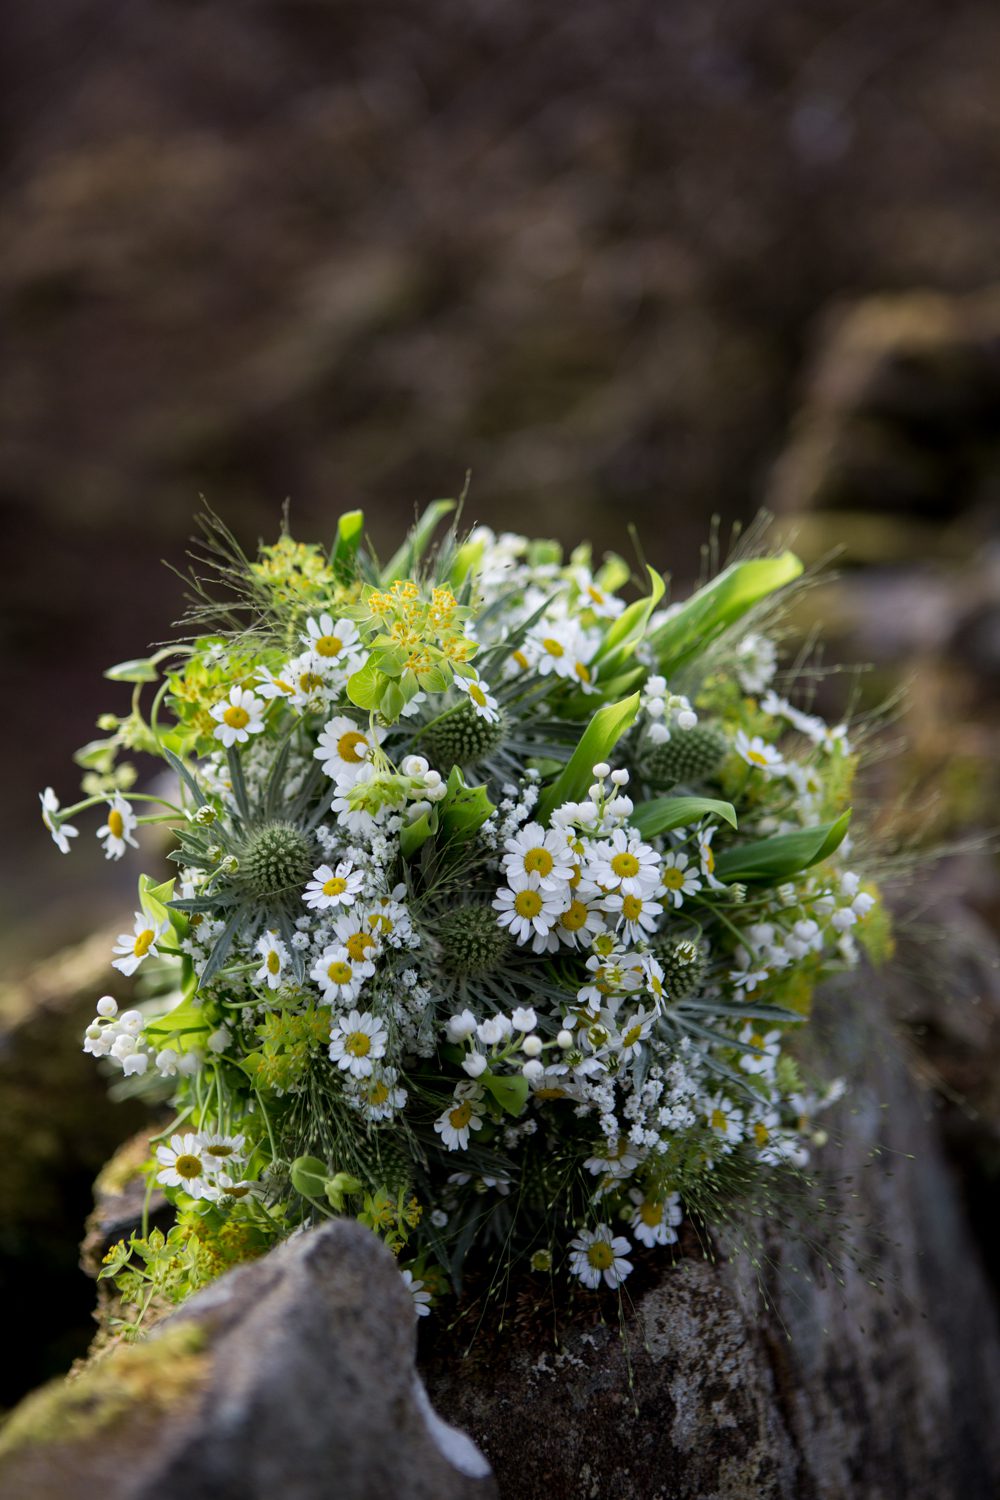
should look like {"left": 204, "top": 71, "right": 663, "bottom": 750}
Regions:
{"left": 711, "top": 1108, "right": 728, "bottom": 1131}
{"left": 345, "top": 1031, "right": 371, "bottom": 1058}
{"left": 299, "top": 671, "right": 324, "bottom": 692}
{"left": 368, "top": 913, "right": 394, "bottom": 934}
{"left": 514, "top": 889, "right": 544, "bottom": 918}
{"left": 368, "top": 1081, "right": 390, "bottom": 1105}
{"left": 523, "top": 847, "right": 554, "bottom": 877}
{"left": 337, "top": 730, "right": 368, "bottom": 764}
{"left": 346, "top": 933, "right": 376, "bottom": 961}
{"left": 315, "top": 634, "right": 343, "bottom": 658}
{"left": 663, "top": 868, "right": 685, "bottom": 890}
{"left": 327, "top": 961, "right": 354, "bottom": 985}
{"left": 206, "top": 1144, "right": 235, "bottom": 1157}
{"left": 611, "top": 851, "right": 640, "bottom": 879}
{"left": 574, "top": 662, "right": 591, "bottom": 683}
{"left": 541, "top": 637, "right": 564, "bottom": 658}
{"left": 469, "top": 683, "right": 488, "bottom": 707}
{"left": 747, "top": 748, "right": 769, "bottom": 767}
{"left": 133, "top": 928, "right": 156, "bottom": 957}
{"left": 560, "top": 899, "right": 588, "bottom": 931}
{"left": 512, "top": 649, "right": 529, "bottom": 670}
{"left": 586, "top": 1241, "right": 614, "bottom": 1271}
{"left": 223, "top": 705, "right": 250, "bottom": 730}
{"left": 108, "top": 809, "right": 124, "bottom": 838}
{"left": 704, "top": 848, "right": 715, "bottom": 873}
{"left": 621, "top": 894, "right": 644, "bottom": 920}
{"left": 266, "top": 950, "right": 281, "bottom": 974}
{"left": 622, "top": 1024, "right": 643, "bottom": 1048}
{"left": 449, "top": 1101, "right": 473, "bottom": 1130}
{"left": 323, "top": 875, "right": 348, "bottom": 897}
{"left": 174, "top": 1154, "right": 203, "bottom": 1179}
{"left": 754, "top": 1122, "right": 770, "bottom": 1146}
{"left": 639, "top": 1200, "right": 663, "bottom": 1227}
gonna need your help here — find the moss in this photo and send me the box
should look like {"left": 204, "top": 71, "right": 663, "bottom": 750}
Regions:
{"left": 0, "top": 1323, "right": 208, "bottom": 1464}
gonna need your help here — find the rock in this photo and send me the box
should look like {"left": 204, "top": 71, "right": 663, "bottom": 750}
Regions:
{"left": 423, "top": 964, "right": 1000, "bottom": 1499}
{"left": 0, "top": 1218, "right": 495, "bottom": 1500}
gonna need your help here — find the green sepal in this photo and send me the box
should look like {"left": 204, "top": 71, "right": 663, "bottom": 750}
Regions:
{"left": 482, "top": 1072, "right": 530, "bottom": 1117}
{"left": 536, "top": 692, "right": 641, "bottom": 824}
{"left": 713, "top": 810, "right": 851, "bottom": 884}
{"left": 650, "top": 553, "right": 803, "bottom": 672}
{"left": 631, "top": 795, "right": 737, "bottom": 840}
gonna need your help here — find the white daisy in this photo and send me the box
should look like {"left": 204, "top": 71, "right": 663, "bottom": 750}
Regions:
{"left": 253, "top": 931, "right": 290, "bottom": 990}
{"left": 97, "top": 793, "right": 139, "bottom": 861}
{"left": 434, "top": 1084, "right": 485, "bottom": 1150}
{"left": 697, "top": 825, "right": 727, "bottom": 890}
{"left": 454, "top": 672, "right": 501, "bottom": 724}
{"left": 302, "top": 861, "right": 365, "bottom": 911}
{"left": 40, "top": 787, "right": 78, "bottom": 854}
{"left": 311, "top": 945, "right": 376, "bottom": 1005}
{"left": 568, "top": 1225, "right": 634, "bottom": 1289}
{"left": 659, "top": 852, "right": 702, "bottom": 909}
{"left": 502, "top": 822, "right": 576, "bottom": 892}
{"left": 112, "top": 911, "right": 169, "bottom": 976}
{"left": 211, "top": 685, "right": 267, "bottom": 748}
{"left": 400, "top": 1268, "right": 433, "bottom": 1317}
{"left": 493, "top": 878, "right": 565, "bottom": 944}
{"left": 603, "top": 886, "right": 663, "bottom": 942}
{"left": 314, "top": 716, "right": 386, "bottom": 783}
{"left": 588, "top": 829, "right": 661, "bottom": 897}
{"left": 738, "top": 1024, "right": 782, "bottom": 1077}
{"left": 704, "top": 1092, "right": 745, "bottom": 1145}
{"left": 328, "top": 1008, "right": 388, "bottom": 1078}
{"left": 527, "top": 619, "right": 599, "bottom": 690}
{"left": 300, "top": 614, "right": 362, "bottom": 665}
{"left": 255, "top": 664, "right": 296, "bottom": 701}
{"left": 348, "top": 1064, "right": 407, "bottom": 1121}
{"left": 734, "top": 729, "right": 786, "bottom": 777}
{"left": 156, "top": 1133, "right": 212, "bottom": 1196}
{"left": 628, "top": 1189, "right": 683, "bottom": 1248}
{"left": 575, "top": 568, "right": 626, "bottom": 619}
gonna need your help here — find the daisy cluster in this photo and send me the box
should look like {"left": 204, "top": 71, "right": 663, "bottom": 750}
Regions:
{"left": 47, "top": 506, "right": 887, "bottom": 1316}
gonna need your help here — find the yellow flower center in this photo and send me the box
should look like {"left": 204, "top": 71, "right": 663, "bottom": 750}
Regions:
{"left": 704, "top": 847, "right": 715, "bottom": 873}
{"left": 449, "top": 1100, "right": 473, "bottom": 1130}
{"left": 711, "top": 1108, "right": 728, "bottom": 1132}
{"left": 345, "top": 1030, "right": 371, "bottom": 1058}
{"left": 468, "top": 682, "right": 488, "bottom": 708}
{"left": 266, "top": 950, "right": 281, "bottom": 974}
{"left": 108, "top": 809, "right": 124, "bottom": 838}
{"left": 315, "top": 634, "right": 343, "bottom": 658}
{"left": 346, "top": 932, "right": 376, "bottom": 961}
{"left": 367, "top": 913, "right": 394, "bottom": 934}
{"left": 327, "top": 961, "right": 354, "bottom": 985}
{"left": 586, "top": 1241, "right": 614, "bottom": 1270}
{"left": 323, "top": 875, "right": 348, "bottom": 897}
{"left": 621, "top": 894, "right": 644, "bottom": 921}
{"left": 512, "top": 649, "right": 529, "bottom": 670}
{"left": 586, "top": 586, "right": 605, "bottom": 605}
{"left": 133, "top": 928, "right": 156, "bottom": 957}
{"left": 299, "top": 671, "right": 325, "bottom": 692}
{"left": 534, "top": 1086, "right": 566, "bottom": 1099}
{"left": 754, "top": 1122, "right": 770, "bottom": 1147}
{"left": 206, "top": 1143, "right": 235, "bottom": 1157}
{"left": 639, "top": 1199, "right": 663, "bottom": 1227}
{"left": 337, "top": 730, "right": 368, "bottom": 764}
{"left": 514, "top": 889, "right": 544, "bottom": 919}
{"left": 663, "top": 867, "right": 685, "bottom": 890}
{"left": 747, "top": 748, "right": 769, "bottom": 767}
{"left": 560, "top": 899, "right": 589, "bottom": 932}
{"left": 368, "top": 1080, "right": 390, "bottom": 1106}
{"left": 223, "top": 705, "right": 250, "bottom": 730}
{"left": 174, "top": 1154, "right": 202, "bottom": 1179}
{"left": 622, "top": 1024, "right": 643, "bottom": 1048}
{"left": 574, "top": 662, "right": 591, "bottom": 683}
{"left": 524, "top": 847, "right": 554, "bottom": 877}
{"left": 541, "top": 637, "right": 564, "bottom": 658}
{"left": 611, "top": 851, "right": 640, "bottom": 879}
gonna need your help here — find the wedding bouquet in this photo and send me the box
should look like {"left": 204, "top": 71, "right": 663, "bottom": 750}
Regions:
{"left": 42, "top": 505, "right": 886, "bottom": 1327}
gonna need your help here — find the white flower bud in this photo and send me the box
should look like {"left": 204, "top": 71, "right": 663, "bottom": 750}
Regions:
{"left": 122, "top": 1052, "right": 149, "bottom": 1077}
{"left": 522, "top": 1059, "right": 544, "bottom": 1082}
{"left": 557, "top": 1029, "right": 574, "bottom": 1049}
{"left": 446, "top": 1009, "right": 478, "bottom": 1042}
{"left": 511, "top": 1006, "right": 537, "bottom": 1032}
{"left": 119, "top": 1009, "right": 143, "bottom": 1033}
{"left": 522, "top": 1035, "right": 543, "bottom": 1058}
{"left": 610, "top": 768, "right": 630, "bottom": 786}
{"left": 462, "top": 1051, "right": 488, "bottom": 1078}
{"left": 677, "top": 709, "right": 698, "bottom": 731}
{"left": 402, "top": 755, "right": 430, "bottom": 777}
{"left": 592, "top": 762, "right": 611, "bottom": 779}
{"left": 96, "top": 995, "right": 118, "bottom": 1018}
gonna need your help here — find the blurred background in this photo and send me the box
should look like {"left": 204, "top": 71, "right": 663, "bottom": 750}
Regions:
{"left": 2, "top": 0, "right": 1000, "bottom": 1408}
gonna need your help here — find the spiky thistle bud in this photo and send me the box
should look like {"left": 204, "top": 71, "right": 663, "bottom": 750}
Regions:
{"left": 640, "top": 726, "right": 729, "bottom": 789}
{"left": 652, "top": 937, "right": 707, "bottom": 1001}
{"left": 437, "top": 903, "right": 513, "bottom": 977}
{"left": 239, "top": 821, "right": 315, "bottom": 901}
{"left": 422, "top": 700, "right": 507, "bottom": 769}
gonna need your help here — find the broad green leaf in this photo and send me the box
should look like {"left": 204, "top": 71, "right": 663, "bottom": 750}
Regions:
{"left": 346, "top": 660, "right": 385, "bottom": 711}
{"left": 438, "top": 767, "right": 496, "bottom": 842}
{"left": 144, "top": 992, "right": 211, "bottom": 1053}
{"left": 399, "top": 806, "right": 438, "bottom": 859}
{"left": 631, "top": 795, "right": 737, "bottom": 840}
{"left": 139, "top": 874, "right": 175, "bottom": 927}
{"left": 290, "top": 1156, "right": 330, "bottom": 1198}
{"left": 536, "top": 692, "right": 641, "bottom": 824}
{"left": 104, "top": 657, "right": 159, "bottom": 683}
{"left": 714, "top": 810, "right": 852, "bottom": 885}
{"left": 381, "top": 499, "right": 456, "bottom": 583}
{"left": 650, "top": 553, "right": 803, "bottom": 673}
{"left": 330, "top": 509, "right": 364, "bottom": 578}
{"left": 592, "top": 565, "right": 666, "bottom": 671}
{"left": 483, "top": 1072, "right": 530, "bottom": 1117}
{"left": 378, "top": 679, "right": 406, "bottom": 723}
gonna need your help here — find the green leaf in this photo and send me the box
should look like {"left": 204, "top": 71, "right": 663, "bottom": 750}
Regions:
{"left": 346, "top": 660, "right": 386, "bottom": 711}
{"left": 290, "top": 1156, "right": 330, "bottom": 1199}
{"left": 650, "top": 553, "right": 803, "bottom": 673}
{"left": 381, "top": 499, "right": 456, "bottom": 583}
{"left": 449, "top": 538, "right": 484, "bottom": 591}
{"left": 713, "top": 810, "right": 852, "bottom": 884}
{"left": 631, "top": 795, "right": 737, "bottom": 840}
{"left": 144, "top": 993, "right": 211, "bottom": 1053}
{"left": 104, "top": 657, "right": 160, "bottom": 683}
{"left": 139, "top": 874, "right": 175, "bottom": 927}
{"left": 536, "top": 692, "right": 641, "bottom": 824}
{"left": 73, "top": 738, "right": 119, "bottom": 772}
{"left": 378, "top": 679, "right": 406, "bottom": 723}
{"left": 438, "top": 767, "right": 496, "bottom": 842}
{"left": 482, "top": 1072, "right": 530, "bottom": 1117}
{"left": 592, "top": 565, "right": 666, "bottom": 672}
{"left": 330, "top": 509, "right": 364, "bottom": 578}
{"left": 399, "top": 806, "right": 438, "bottom": 859}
